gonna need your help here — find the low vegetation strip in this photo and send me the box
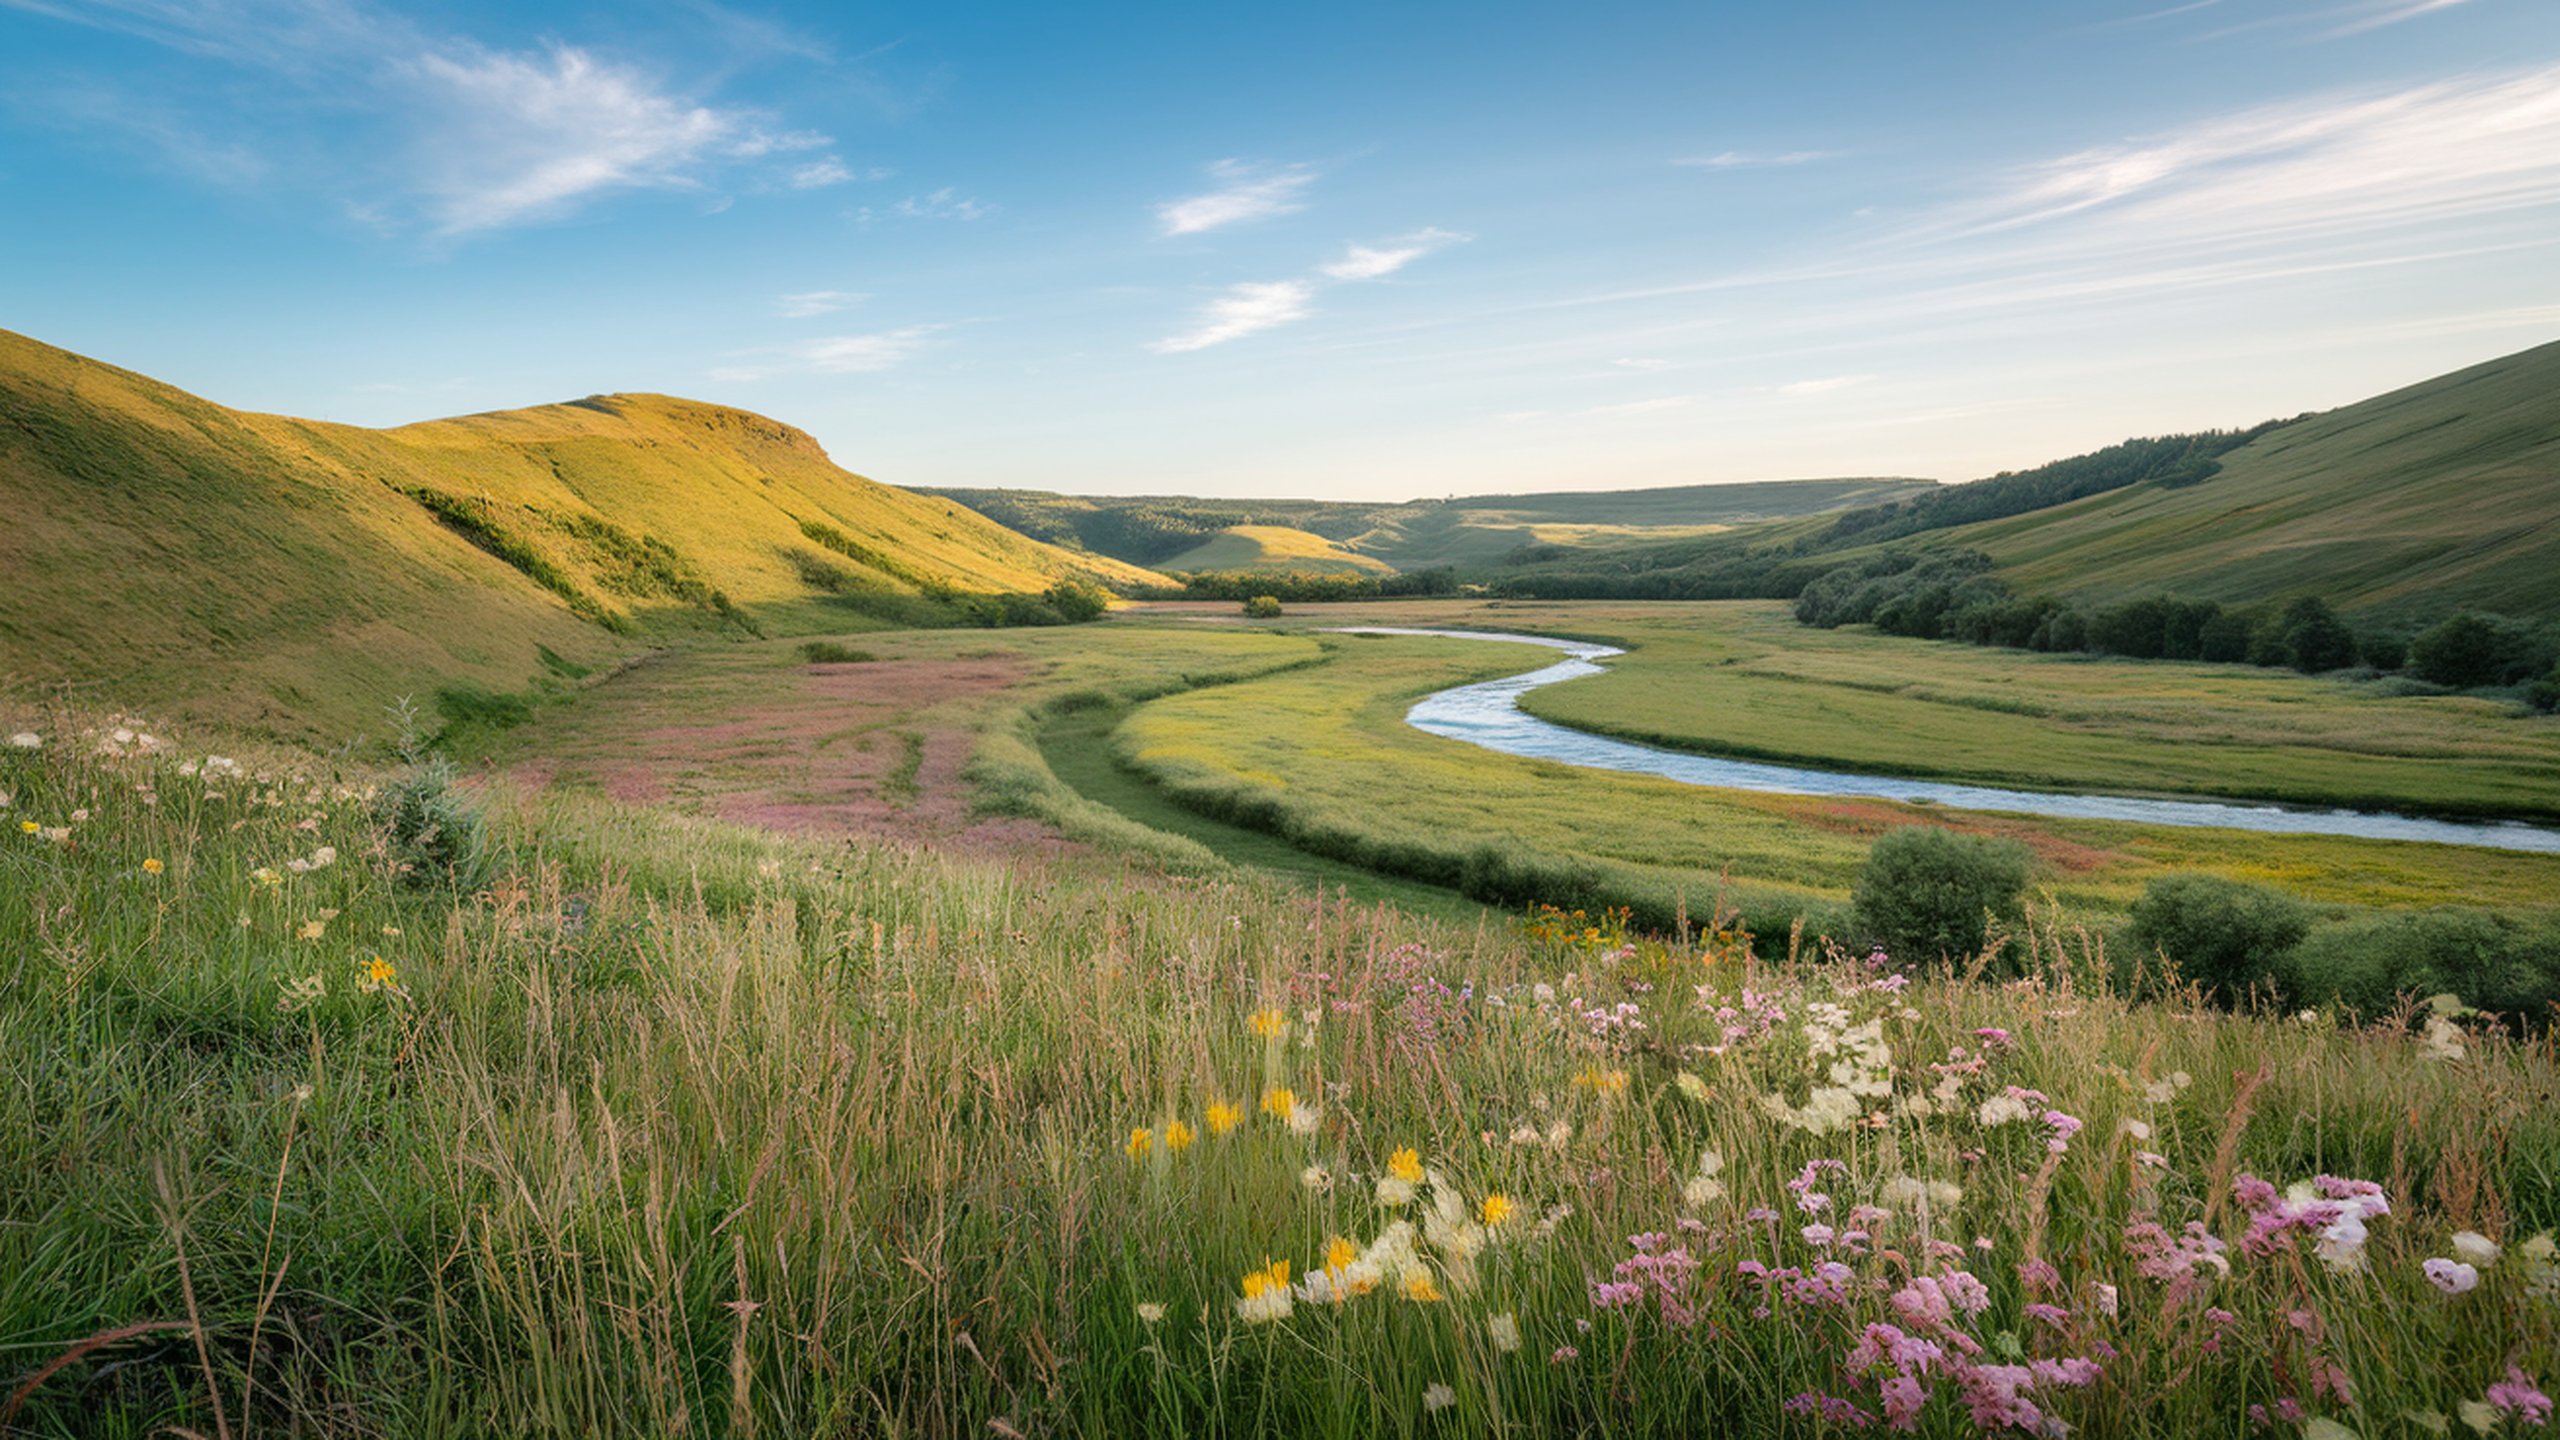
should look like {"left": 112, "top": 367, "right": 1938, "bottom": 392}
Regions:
{"left": 2, "top": 722, "right": 2555, "bottom": 1437}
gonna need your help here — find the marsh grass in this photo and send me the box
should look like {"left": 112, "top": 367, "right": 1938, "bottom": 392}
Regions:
{"left": 3, "top": 718, "right": 2556, "bottom": 1438}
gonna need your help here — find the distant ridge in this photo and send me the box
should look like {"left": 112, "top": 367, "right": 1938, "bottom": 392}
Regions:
{"left": 0, "top": 328, "right": 1164, "bottom": 735}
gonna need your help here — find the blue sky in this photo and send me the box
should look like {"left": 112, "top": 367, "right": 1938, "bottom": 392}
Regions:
{"left": 3, "top": 0, "right": 2556, "bottom": 499}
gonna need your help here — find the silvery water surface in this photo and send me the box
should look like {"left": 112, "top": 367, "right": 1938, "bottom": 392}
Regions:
{"left": 1329, "top": 627, "right": 2560, "bottom": 855}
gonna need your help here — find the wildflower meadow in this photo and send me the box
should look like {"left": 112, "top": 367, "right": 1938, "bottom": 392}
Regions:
{"left": 2, "top": 715, "right": 2555, "bottom": 1438}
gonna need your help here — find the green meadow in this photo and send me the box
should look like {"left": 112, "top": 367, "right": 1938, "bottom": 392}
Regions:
{"left": 5, "top": 711, "right": 2557, "bottom": 1438}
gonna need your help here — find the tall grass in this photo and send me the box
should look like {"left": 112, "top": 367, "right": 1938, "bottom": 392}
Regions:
{"left": 2, "top": 718, "right": 2555, "bottom": 1437}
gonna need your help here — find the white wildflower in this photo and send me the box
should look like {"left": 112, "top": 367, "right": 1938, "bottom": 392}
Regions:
{"left": 2451, "top": 1231, "right": 2501, "bottom": 1267}
{"left": 1136, "top": 1301, "right": 1166, "bottom": 1324}
{"left": 8, "top": 732, "right": 41, "bottom": 750}
{"left": 1422, "top": 1383, "right": 1456, "bottom": 1413}
{"left": 1488, "top": 1312, "right": 1521, "bottom": 1353}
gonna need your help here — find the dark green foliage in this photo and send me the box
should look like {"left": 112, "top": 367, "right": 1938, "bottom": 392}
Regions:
{"left": 1043, "top": 580, "right": 1111, "bottom": 623}
{"left": 433, "top": 683, "right": 534, "bottom": 740}
{"left": 543, "top": 510, "right": 753, "bottom": 632}
{"left": 1820, "top": 427, "right": 2276, "bottom": 546}
{"left": 1243, "top": 595, "right": 1284, "bottom": 618}
{"left": 1850, "top": 827, "right": 2030, "bottom": 963}
{"left": 2266, "top": 596, "right": 2359, "bottom": 673}
{"left": 797, "top": 516, "right": 958, "bottom": 598}
{"left": 2529, "top": 665, "right": 2560, "bottom": 713}
{"left": 372, "top": 758, "right": 492, "bottom": 891}
{"left": 2357, "top": 629, "right": 2410, "bottom": 672}
{"left": 401, "top": 486, "right": 629, "bottom": 633}
{"left": 2408, "top": 611, "right": 2551, "bottom": 688}
{"left": 1154, "top": 567, "right": 1462, "bottom": 604}
{"left": 2198, "top": 610, "right": 2257, "bottom": 663}
{"left": 798, "top": 641, "right": 876, "bottom": 664}
{"left": 2124, "top": 874, "right": 2313, "bottom": 1000}
{"left": 2287, "top": 910, "right": 2560, "bottom": 1020}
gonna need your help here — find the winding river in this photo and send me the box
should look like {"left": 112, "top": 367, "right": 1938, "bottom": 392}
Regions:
{"left": 1330, "top": 627, "right": 2560, "bottom": 855}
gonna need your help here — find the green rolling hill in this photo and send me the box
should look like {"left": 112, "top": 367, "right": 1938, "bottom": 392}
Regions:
{"left": 1487, "top": 337, "right": 2560, "bottom": 624}
{"left": 911, "top": 477, "right": 1934, "bottom": 573}
{"left": 0, "top": 328, "right": 1164, "bottom": 737}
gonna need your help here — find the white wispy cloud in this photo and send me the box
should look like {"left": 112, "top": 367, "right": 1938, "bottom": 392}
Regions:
{"left": 711, "top": 325, "right": 938, "bottom": 380}
{"left": 2323, "top": 0, "right": 2468, "bottom": 37}
{"left": 1157, "top": 159, "right": 1316, "bottom": 236}
{"left": 775, "top": 289, "right": 866, "bottom": 318}
{"left": 1773, "top": 374, "right": 1877, "bottom": 396}
{"left": 406, "top": 44, "right": 787, "bottom": 234}
{"left": 1151, "top": 280, "right": 1314, "bottom": 353}
{"left": 1674, "top": 149, "right": 1839, "bottom": 170}
{"left": 858, "top": 186, "right": 989, "bottom": 223}
{"left": 1320, "top": 227, "right": 1469, "bottom": 280}
{"left": 1920, "top": 62, "right": 2560, "bottom": 252}
{"left": 5, "top": 0, "right": 849, "bottom": 236}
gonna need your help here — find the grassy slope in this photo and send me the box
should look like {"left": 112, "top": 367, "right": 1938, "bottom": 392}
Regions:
{"left": 1157, "top": 524, "right": 1398, "bottom": 576}
{"left": 1518, "top": 602, "right": 2560, "bottom": 821}
{"left": 1929, "top": 338, "right": 2560, "bottom": 621}
{"left": 0, "top": 328, "right": 1164, "bottom": 736}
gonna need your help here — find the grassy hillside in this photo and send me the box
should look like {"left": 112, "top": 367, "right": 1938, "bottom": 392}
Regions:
{"left": 1488, "top": 337, "right": 2560, "bottom": 624}
{"left": 1935, "top": 339, "right": 2560, "bottom": 622}
{"left": 912, "top": 478, "right": 1933, "bottom": 573}
{"left": 1158, "top": 524, "right": 1397, "bottom": 576}
{"left": 0, "top": 328, "right": 1163, "bottom": 736}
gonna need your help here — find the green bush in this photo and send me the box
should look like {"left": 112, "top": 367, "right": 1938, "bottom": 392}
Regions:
{"left": 1043, "top": 581, "right": 1111, "bottom": 623}
{"left": 1243, "top": 595, "right": 1284, "bottom": 619}
{"left": 2123, "top": 873, "right": 2312, "bottom": 1001}
{"left": 2408, "top": 611, "right": 2548, "bottom": 689}
{"left": 373, "top": 758, "right": 491, "bottom": 892}
{"left": 2287, "top": 909, "right": 2560, "bottom": 1020}
{"left": 1851, "top": 827, "right": 2030, "bottom": 964}
{"left": 798, "top": 641, "right": 877, "bottom": 665}
{"left": 2529, "top": 664, "right": 2560, "bottom": 713}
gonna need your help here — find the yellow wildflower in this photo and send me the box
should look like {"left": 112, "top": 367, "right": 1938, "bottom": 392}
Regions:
{"left": 1206, "top": 1101, "right": 1243, "bottom": 1135}
{"left": 1573, "top": 1066, "right": 1630, "bottom": 1097}
{"left": 142, "top": 857, "right": 164, "bottom": 875}
{"left": 1261, "top": 1087, "right": 1295, "bottom": 1121}
{"left": 1401, "top": 1269, "right": 1444, "bottom": 1303}
{"left": 1325, "top": 1235, "right": 1359, "bottom": 1274}
{"left": 1236, "top": 1258, "right": 1294, "bottom": 1323}
{"left": 1389, "top": 1147, "right": 1425, "bottom": 1184}
{"left": 1126, "top": 1127, "right": 1154, "bottom": 1161}
{"left": 1165, "top": 1119, "right": 1195, "bottom": 1152}
{"left": 17, "top": 821, "right": 35, "bottom": 835}
{"left": 1479, "top": 1193, "right": 1515, "bottom": 1228}
{"left": 1247, "top": 1007, "right": 1289, "bottom": 1039}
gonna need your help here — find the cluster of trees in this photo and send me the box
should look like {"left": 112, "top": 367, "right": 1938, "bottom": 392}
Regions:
{"left": 1792, "top": 550, "right": 2560, "bottom": 702}
{"left": 1846, "top": 832, "right": 2560, "bottom": 1022}
{"left": 2126, "top": 874, "right": 2560, "bottom": 1021}
{"left": 1148, "top": 568, "right": 1462, "bottom": 603}
{"left": 1819, "top": 425, "right": 2283, "bottom": 547}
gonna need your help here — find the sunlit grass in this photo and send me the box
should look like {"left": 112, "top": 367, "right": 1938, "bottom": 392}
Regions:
{"left": 4, "top": 715, "right": 2554, "bottom": 1437}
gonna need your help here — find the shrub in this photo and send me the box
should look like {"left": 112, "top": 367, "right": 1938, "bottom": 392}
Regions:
{"left": 2407, "top": 611, "right": 2546, "bottom": 689}
{"left": 1043, "top": 580, "right": 1111, "bottom": 623}
{"left": 798, "top": 641, "right": 876, "bottom": 665}
{"left": 2287, "top": 909, "right": 2560, "bottom": 1021}
{"left": 2123, "top": 874, "right": 2312, "bottom": 1001}
{"left": 372, "top": 758, "right": 491, "bottom": 891}
{"left": 1243, "top": 595, "right": 1284, "bottom": 619}
{"left": 2263, "top": 596, "right": 2358, "bottom": 673}
{"left": 2529, "top": 664, "right": 2560, "bottom": 713}
{"left": 1850, "top": 827, "right": 2030, "bottom": 964}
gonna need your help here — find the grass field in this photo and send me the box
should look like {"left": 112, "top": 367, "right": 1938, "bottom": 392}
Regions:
{"left": 1512, "top": 602, "right": 2560, "bottom": 821}
{"left": 1095, "top": 605, "right": 2560, "bottom": 937}
{"left": 5, "top": 715, "right": 2558, "bottom": 1438}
